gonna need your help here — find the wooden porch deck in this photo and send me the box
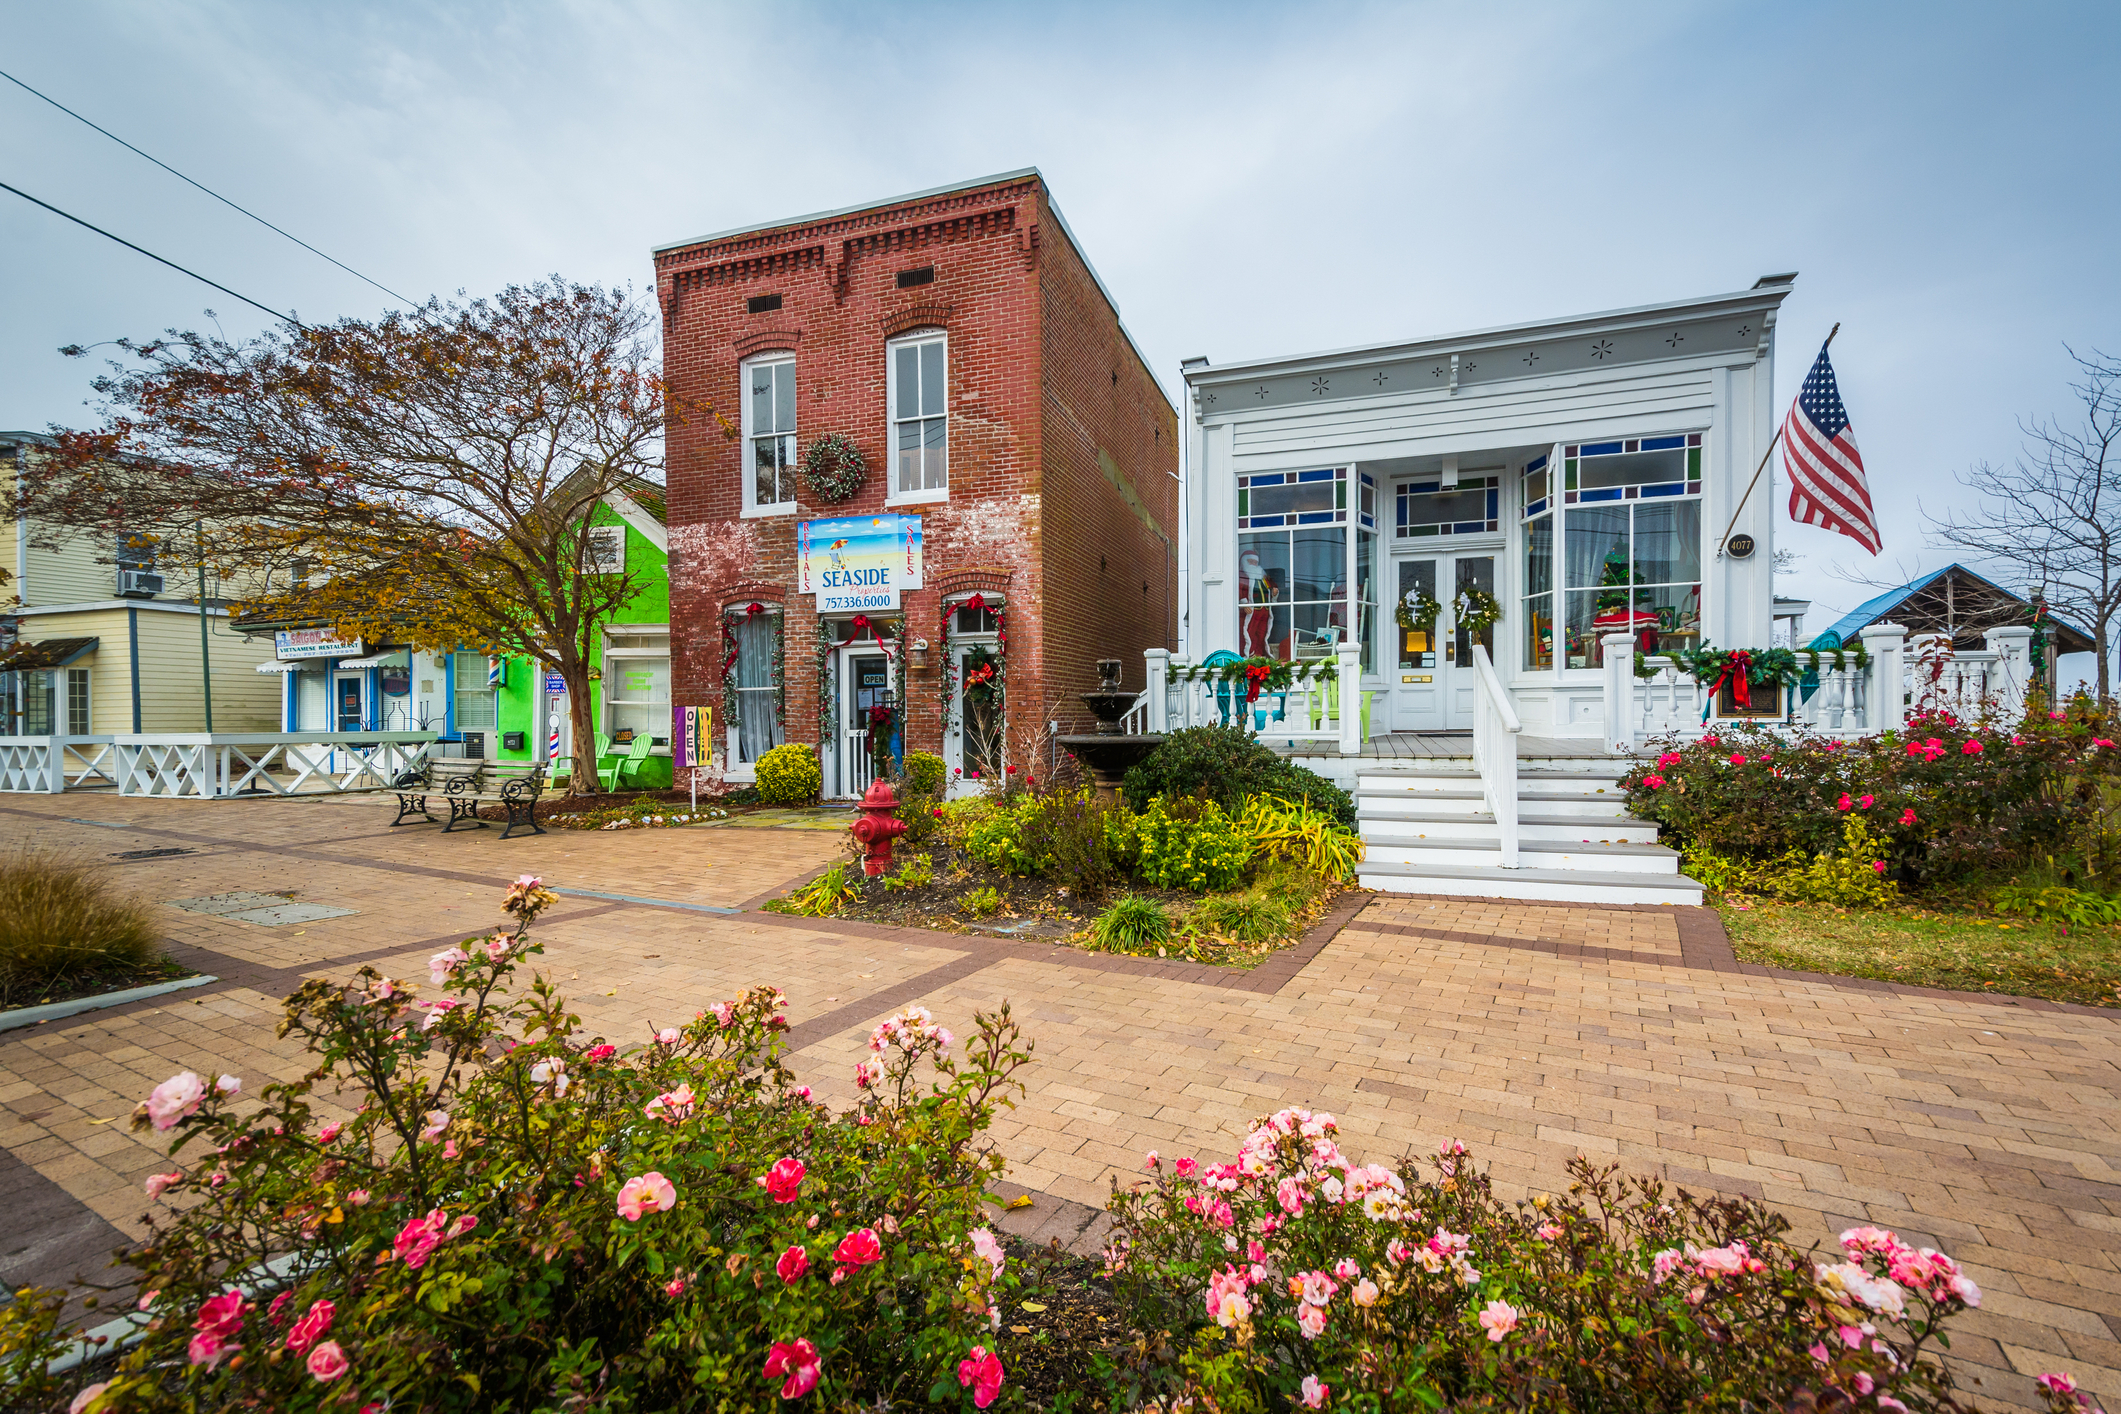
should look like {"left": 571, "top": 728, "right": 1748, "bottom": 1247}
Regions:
{"left": 1277, "top": 732, "right": 1624, "bottom": 761}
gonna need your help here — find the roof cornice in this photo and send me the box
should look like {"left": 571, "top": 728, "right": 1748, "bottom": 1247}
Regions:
{"left": 653, "top": 168, "right": 1042, "bottom": 257}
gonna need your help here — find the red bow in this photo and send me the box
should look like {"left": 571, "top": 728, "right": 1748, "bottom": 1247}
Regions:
{"left": 1711, "top": 650, "right": 1754, "bottom": 711}
{"left": 1242, "top": 662, "right": 1273, "bottom": 704}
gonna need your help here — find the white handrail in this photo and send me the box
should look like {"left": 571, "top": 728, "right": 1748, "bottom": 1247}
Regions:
{"left": 1468, "top": 645, "right": 1521, "bottom": 868}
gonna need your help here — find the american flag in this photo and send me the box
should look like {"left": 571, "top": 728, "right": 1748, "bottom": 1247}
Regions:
{"left": 1782, "top": 342, "right": 1880, "bottom": 554}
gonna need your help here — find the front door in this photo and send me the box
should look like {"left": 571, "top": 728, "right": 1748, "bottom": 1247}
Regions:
{"left": 1389, "top": 552, "right": 1497, "bottom": 731}
{"left": 837, "top": 649, "right": 892, "bottom": 798}
{"left": 333, "top": 672, "right": 367, "bottom": 732}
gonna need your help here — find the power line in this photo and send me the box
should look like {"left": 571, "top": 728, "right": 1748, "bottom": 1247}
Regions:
{"left": 0, "top": 178, "right": 303, "bottom": 328}
{"left": 0, "top": 67, "right": 413, "bottom": 306}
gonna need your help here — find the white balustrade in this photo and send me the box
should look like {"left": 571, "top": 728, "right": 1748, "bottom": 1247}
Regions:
{"left": 1133, "top": 648, "right": 1349, "bottom": 750}
{"left": 108, "top": 732, "right": 440, "bottom": 798}
{"left": 0, "top": 736, "right": 116, "bottom": 793}
{"left": 1469, "top": 644, "right": 1522, "bottom": 867}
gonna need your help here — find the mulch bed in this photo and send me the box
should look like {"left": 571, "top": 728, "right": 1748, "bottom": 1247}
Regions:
{"left": 0, "top": 954, "right": 194, "bottom": 1013}
{"left": 993, "top": 1235, "right": 1132, "bottom": 1407}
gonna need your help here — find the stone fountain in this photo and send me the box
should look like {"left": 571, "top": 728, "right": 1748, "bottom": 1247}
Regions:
{"left": 1055, "top": 658, "right": 1164, "bottom": 801}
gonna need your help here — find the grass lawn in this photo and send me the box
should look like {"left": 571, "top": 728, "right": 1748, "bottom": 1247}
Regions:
{"left": 1718, "top": 894, "right": 2121, "bottom": 1007}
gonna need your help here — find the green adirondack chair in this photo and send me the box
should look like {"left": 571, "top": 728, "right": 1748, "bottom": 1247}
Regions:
{"left": 609, "top": 735, "right": 654, "bottom": 790}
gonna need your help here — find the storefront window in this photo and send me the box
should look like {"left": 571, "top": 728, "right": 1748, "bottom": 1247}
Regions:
{"left": 1237, "top": 466, "right": 1367, "bottom": 661}
{"left": 731, "top": 614, "right": 783, "bottom": 763}
{"left": 20, "top": 671, "right": 55, "bottom": 735}
{"left": 607, "top": 651, "right": 671, "bottom": 744}
{"left": 1522, "top": 503, "right": 1555, "bottom": 670}
{"left": 1396, "top": 476, "right": 1499, "bottom": 537}
{"left": 1558, "top": 437, "right": 1702, "bottom": 668}
{"left": 452, "top": 652, "right": 498, "bottom": 730}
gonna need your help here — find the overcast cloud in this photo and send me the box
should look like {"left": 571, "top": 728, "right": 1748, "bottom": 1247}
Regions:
{"left": 4, "top": 1, "right": 2117, "bottom": 643}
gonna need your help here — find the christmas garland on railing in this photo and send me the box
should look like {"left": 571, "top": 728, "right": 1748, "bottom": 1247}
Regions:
{"left": 1637, "top": 642, "right": 1870, "bottom": 685}
{"left": 1452, "top": 585, "right": 1504, "bottom": 639}
{"left": 1166, "top": 656, "right": 1339, "bottom": 706}
{"left": 719, "top": 601, "right": 785, "bottom": 756}
{"left": 1394, "top": 587, "right": 1442, "bottom": 637}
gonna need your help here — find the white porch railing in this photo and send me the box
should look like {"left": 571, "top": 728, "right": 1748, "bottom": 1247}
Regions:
{"left": 1605, "top": 622, "right": 2038, "bottom": 754}
{"left": 0, "top": 736, "right": 118, "bottom": 793}
{"left": 1131, "top": 645, "right": 1366, "bottom": 754}
{"left": 1469, "top": 644, "right": 1522, "bottom": 867}
{"left": 107, "top": 732, "right": 441, "bottom": 798}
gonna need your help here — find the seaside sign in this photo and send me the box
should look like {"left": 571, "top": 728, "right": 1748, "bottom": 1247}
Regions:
{"left": 797, "top": 514, "right": 924, "bottom": 614}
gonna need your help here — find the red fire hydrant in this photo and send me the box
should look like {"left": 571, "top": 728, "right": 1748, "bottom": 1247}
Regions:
{"left": 850, "top": 778, "right": 908, "bottom": 877}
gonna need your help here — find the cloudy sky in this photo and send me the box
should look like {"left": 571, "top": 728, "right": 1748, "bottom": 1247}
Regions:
{"left": 5, "top": 0, "right": 2117, "bottom": 639}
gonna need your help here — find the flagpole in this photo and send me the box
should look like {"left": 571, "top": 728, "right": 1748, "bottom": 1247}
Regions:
{"left": 1717, "top": 321, "right": 1839, "bottom": 558}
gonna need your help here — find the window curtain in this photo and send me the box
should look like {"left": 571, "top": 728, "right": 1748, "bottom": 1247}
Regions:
{"left": 733, "top": 614, "right": 783, "bottom": 763}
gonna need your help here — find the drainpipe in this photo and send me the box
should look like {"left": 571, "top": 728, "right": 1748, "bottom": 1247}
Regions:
{"left": 127, "top": 606, "right": 141, "bottom": 732}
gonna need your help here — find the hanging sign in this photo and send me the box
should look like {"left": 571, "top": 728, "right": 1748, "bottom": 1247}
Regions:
{"left": 672, "top": 704, "right": 710, "bottom": 768}
{"left": 798, "top": 514, "right": 924, "bottom": 615}
{"left": 544, "top": 673, "right": 566, "bottom": 693}
{"left": 274, "top": 629, "right": 363, "bottom": 660}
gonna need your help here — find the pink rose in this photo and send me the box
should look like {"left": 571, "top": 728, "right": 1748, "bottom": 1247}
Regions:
{"left": 1900, "top": 808, "right": 1917, "bottom": 825}
{"left": 1479, "top": 1298, "right": 1519, "bottom": 1341}
{"left": 419, "top": 1110, "right": 449, "bottom": 1142}
{"left": 429, "top": 947, "right": 469, "bottom": 984}
{"left": 195, "top": 1289, "right": 245, "bottom": 1337}
{"left": 1141, "top": 1150, "right": 1159, "bottom": 1171}
{"left": 1537, "top": 1223, "right": 1563, "bottom": 1240}
{"left": 1873, "top": 861, "right": 1887, "bottom": 873}
{"left": 664, "top": 1274, "right": 687, "bottom": 1297}
{"left": 764, "top": 1338, "right": 821, "bottom": 1399}
{"left": 584, "top": 1044, "right": 616, "bottom": 1062}
{"left": 762, "top": 1156, "right": 806, "bottom": 1203}
{"left": 1657, "top": 751, "right": 1682, "bottom": 767}
{"left": 777, "top": 1244, "right": 810, "bottom": 1283}
{"left": 1297, "top": 1303, "right": 1328, "bottom": 1339}
{"left": 1730, "top": 753, "right": 1747, "bottom": 765}
{"left": 286, "top": 1298, "right": 334, "bottom": 1354}
{"left": 1301, "top": 1374, "right": 1330, "bottom": 1409}
{"left": 958, "top": 1344, "right": 1006, "bottom": 1408}
{"left": 186, "top": 1330, "right": 225, "bottom": 1369}
{"left": 317, "top": 1122, "right": 343, "bottom": 1144}
{"left": 833, "top": 1227, "right": 884, "bottom": 1269}
{"left": 394, "top": 1213, "right": 444, "bottom": 1269}
{"left": 1837, "top": 793, "right": 1853, "bottom": 811}
{"left": 1642, "top": 774, "right": 1665, "bottom": 789}
{"left": 1859, "top": 794, "right": 1874, "bottom": 809}
{"left": 710, "top": 1000, "right": 734, "bottom": 1027}
{"left": 144, "top": 1171, "right": 183, "bottom": 1199}
{"left": 1963, "top": 739, "right": 1983, "bottom": 754}
{"left": 346, "top": 1189, "right": 371, "bottom": 1206}
{"left": 617, "top": 1172, "right": 677, "bottom": 1221}
{"left": 67, "top": 1383, "right": 109, "bottom": 1414}
{"left": 656, "top": 1027, "right": 681, "bottom": 1046}
{"left": 305, "top": 1339, "right": 350, "bottom": 1381}
{"left": 142, "top": 1072, "right": 207, "bottom": 1131}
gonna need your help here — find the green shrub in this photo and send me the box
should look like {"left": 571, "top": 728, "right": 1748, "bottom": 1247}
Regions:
{"left": 1238, "top": 794, "right": 1364, "bottom": 881}
{"left": 0, "top": 850, "right": 161, "bottom": 1006}
{"left": 1103, "top": 1114, "right": 1982, "bottom": 1412}
{"left": 901, "top": 751, "right": 948, "bottom": 798}
{"left": 964, "top": 809, "right": 1037, "bottom": 876}
{"left": 1190, "top": 891, "right": 1292, "bottom": 944}
{"left": 1121, "top": 724, "right": 1355, "bottom": 829}
{"left": 1991, "top": 882, "right": 2121, "bottom": 927}
{"left": 0, "top": 877, "right": 1032, "bottom": 1413}
{"left": 880, "top": 854, "right": 935, "bottom": 893}
{"left": 960, "top": 885, "right": 1004, "bottom": 918}
{"left": 1091, "top": 895, "right": 1172, "bottom": 951}
{"left": 1134, "top": 796, "right": 1251, "bottom": 892}
{"left": 1686, "top": 817, "right": 1899, "bottom": 909}
{"left": 1017, "top": 789, "right": 1122, "bottom": 902}
{"left": 755, "top": 743, "right": 822, "bottom": 805}
{"left": 766, "top": 862, "right": 859, "bottom": 917}
{"left": 890, "top": 754, "right": 948, "bottom": 847}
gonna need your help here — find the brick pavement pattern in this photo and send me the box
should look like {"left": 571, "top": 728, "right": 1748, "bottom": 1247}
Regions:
{"left": 0, "top": 792, "right": 2116, "bottom": 1408}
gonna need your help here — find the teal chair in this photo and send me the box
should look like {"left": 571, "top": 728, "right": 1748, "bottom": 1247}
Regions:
{"left": 1202, "top": 649, "right": 1243, "bottom": 726}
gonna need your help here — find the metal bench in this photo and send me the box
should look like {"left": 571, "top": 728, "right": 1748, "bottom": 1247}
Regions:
{"left": 391, "top": 759, "right": 549, "bottom": 839}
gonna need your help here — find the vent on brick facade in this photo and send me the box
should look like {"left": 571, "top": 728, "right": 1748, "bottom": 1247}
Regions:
{"left": 895, "top": 266, "right": 936, "bottom": 289}
{"left": 747, "top": 293, "right": 783, "bottom": 314}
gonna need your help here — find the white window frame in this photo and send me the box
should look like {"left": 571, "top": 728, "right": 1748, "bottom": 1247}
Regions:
{"left": 602, "top": 625, "right": 673, "bottom": 755}
{"left": 885, "top": 330, "right": 949, "bottom": 506}
{"left": 585, "top": 524, "right": 626, "bottom": 574}
{"left": 741, "top": 354, "right": 800, "bottom": 517}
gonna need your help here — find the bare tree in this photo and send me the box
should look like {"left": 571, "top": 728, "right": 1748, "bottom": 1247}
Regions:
{"left": 1927, "top": 347, "right": 2121, "bottom": 695}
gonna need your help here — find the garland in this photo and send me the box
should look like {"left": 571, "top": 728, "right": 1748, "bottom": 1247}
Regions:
{"left": 718, "top": 601, "right": 785, "bottom": 758}
{"left": 814, "top": 613, "right": 904, "bottom": 751}
{"left": 1452, "top": 585, "right": 1504, "bottom": 639}
{"left": 940, "top": 593, "right": 1008, "bottom": 731}
{"left": 1639, "top": 642, "right": 1870, "bottom": 682}
{"left": 1393, "top": 587, "right": 1441, "bottom": 636}
{"left": 800, "top": 433, "right": 868, "bottom": 504}
{"left": 1166, "top": 656, "right": 1338, "bottom": 695}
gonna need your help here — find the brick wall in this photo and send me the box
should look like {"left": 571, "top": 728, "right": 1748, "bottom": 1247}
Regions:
{"left": 656, "top": 172, "right": 1174, "bottom": 784}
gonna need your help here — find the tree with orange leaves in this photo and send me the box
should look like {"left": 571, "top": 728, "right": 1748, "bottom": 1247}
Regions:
{"left": 16, "top": 279, "right": 728, "bottom": 793}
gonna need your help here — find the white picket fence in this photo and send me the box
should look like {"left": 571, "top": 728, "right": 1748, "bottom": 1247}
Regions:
{"left": 0, "top": 731, "right": 440, "bottom": 796}
{"left": 1122, "top": 645, "right": 1367, "bottom": 754}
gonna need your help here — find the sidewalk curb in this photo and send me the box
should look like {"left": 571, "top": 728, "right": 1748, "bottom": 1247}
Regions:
{"left": 0, "top": 974, "right": 220, "bottom": 1033}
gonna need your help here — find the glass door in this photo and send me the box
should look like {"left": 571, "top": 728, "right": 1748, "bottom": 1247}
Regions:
{"left": 838, "top": 649, "right": 892, "bottom": 798}
{"left": 1444, "top": 556, "right": 1497, "bottom": 730}
{"left": 333, "top": 672, "right": 367, "bottom": 732}
{"left": 1390, "top": 556, "right": 1443, "bottom": 731}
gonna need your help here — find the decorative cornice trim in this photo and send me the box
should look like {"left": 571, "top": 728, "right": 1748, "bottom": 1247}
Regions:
{"left": 938, "top": 567, "right": 1014, "bottom": 598}
{"left": 714, "top": 580, "right": 786, "bottom": 611}
{"left": 880, "top": 303, "right": 953, "bottom": 338}
{"left": 734, "top": 330, "right": 802, "bottom": 357}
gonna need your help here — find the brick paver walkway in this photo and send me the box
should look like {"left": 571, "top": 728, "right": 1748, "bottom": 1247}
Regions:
{"left": 0, "top": 791, "right": 2115, "bottom": 1408}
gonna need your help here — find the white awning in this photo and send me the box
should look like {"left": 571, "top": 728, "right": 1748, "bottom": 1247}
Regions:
{"left": 335, "top": 650, "right": 410, "bottom": 668}
{"left": 256, "top": 659, "right": 321, "bottom": 674}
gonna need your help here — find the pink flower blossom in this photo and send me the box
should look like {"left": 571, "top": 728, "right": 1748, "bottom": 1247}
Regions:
{"left": 428, "top": 947, "right": 469, "bottom": 984}
{"left": 1299, "top": 1270, "right": 1338, "bottom": 1306}
{"left": 1900, "top": 808, "right": 1917, "bottom": 826}
{"left": 2037, "top": 1374, "right": 2080, "bottom": 1397}
{"left": 286, "top": 1298, "right": 334, "bottom": 1353}
{"left": 1837, "top": 793, "right": 1854, "bottom": 811}
{"left": 186, "top": 1330, "right": 225, "bottom": 1369}
{"left": 656, "top": 1027, "right": 681, "bottom": 1046}
{"left": 583, "top": 1044, "right": 616, "bottom": 1062}
{"left": 2095, "top": 739, "right": 2116, "bottom": 751}
{"left": 1478, "top": 1299, "right": 1519, "bottom": 1341}
{"left": 67, "top": 1382, "right": 109, "bottom": 1414}
{"left": 142, "top": 1072, "right": 206, "bottom": 1131}
{"left": 833, "top": 1227, "right": 884, "bottom": 1270}
{"left": 764, "top": 1338, "right": 821, "bottom": 1399}
{"left": 306, "top": 1339, "right": 350, "bottom": 1381}
{"left": 1657, "top": 751, "right": 1683, "bottom": 767}
{"left": 1537, "top": 1223, "right": 1563, "bottom": 1240}
{"left": 645, "top": 1083, "right": 697, "bottom": 1125}
{"left": 1873, "top": 860, "right": 1887, "bottom": 873}
{"left": 1352, "top": 1278, "right": 1379, "bottom": 1306}
{"left": 195, "top": 1289, "right": 245, "bottom": 1338}
{"left": 1300, "top": 1374, "right": 1330, "bottom": 1409}
{"left": 1730, "top": 753, "right": 1747, "bottom": 765}
{"left": 1173, "top": 1156, "right": 1199, "bottom": 1179}
{"left": 1333, "top": 1257, "right": 1361, "bottom": 1281}
{"left": 617, "top": 1172, "right": 677, "bottom": 1221}
{"left": 346, "top": 1189, "right": 370, "bottom": 1206}
{"left": 1642, "top": 774, "right": 1666, "bottom": 789}
{"left": 419, "top": 1110, "right": 449, "bottom": 1142}
{"left": 957, "top": 1345, "right": 1006, "bottom": 1409}
{"left": 1142, "top": 1150, "right": 1160, "bottom": 1170}
{"left": 394, "top": 1212, "right": 445, "bottom": 1269}
{"left": 709, "top": 999, "right": 735, "bottom": 1027}
{"left": 268, "top": 1291, "right": 293, "bottom": 1326}
{"left": 144, "top": 1171, "right": 182, "bottom": 1199}
{"left": 1963, "top": 740, "right": 1983, "bottom": 754}
{"left": 1859, "top": 794, "right": 1874, "bottom": 809}
{"left": 777, "top": 1244, "right": 810, "bottom": 1283}
{"left": 1297, "top": 1303, "right": 1328, "bottom": 1339}
{"left": 854, "top": 1060, "right": 883, "bottom": 1089}
{"left": 317, "top": 1122, "right": 343, "bottom": 1144}
{"left": 215, "top": 1074, "right": 240, "bottom": 1095}
{"left": 970, "top": 1227, "right": 1006, "bottom": 1277}
{"left": 664, "top": 1273, "right": 688, "bottom": 1297}
{"left": 761, "top": 1156, "right": 806, "bottom": 1203}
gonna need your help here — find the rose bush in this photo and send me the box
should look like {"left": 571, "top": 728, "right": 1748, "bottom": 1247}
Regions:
{"left": 0, "top": 877, "right": 1027, "bottom": 1413}
{"left": 1102, "top": 1112, "right": 1985, "bottom": 1412}
{"left": 1620, "top": 708, "right": 2121, "bottom": 888}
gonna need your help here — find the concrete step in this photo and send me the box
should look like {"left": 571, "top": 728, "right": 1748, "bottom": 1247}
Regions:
{"left": 1358, "top": 772, "right": 1626, "bottom": 798}
{"left": 1359, "top": 813, "right": 1661, "bottom": 845}
{"left": 1357, "top": 860, "right": 1704, "bottom": 906}
{"left": 1357, "top": 788, "right": 1634, "bottom": 821}
{"left": 1361, "top": 837, "right": 1680, "bottom": 874}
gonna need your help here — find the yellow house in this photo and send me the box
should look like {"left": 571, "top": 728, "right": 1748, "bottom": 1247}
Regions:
{"left": 2, "top": 431, "right": 280, "bottom": 736}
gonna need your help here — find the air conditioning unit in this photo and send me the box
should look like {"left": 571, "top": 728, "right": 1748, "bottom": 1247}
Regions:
{"left": 116, "top": 569, "right": 164, "bottom": 599}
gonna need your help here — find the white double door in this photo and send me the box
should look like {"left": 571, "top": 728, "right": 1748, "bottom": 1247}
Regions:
{"left": 1388, "top": 549, "right": 1496, "bottom": 733}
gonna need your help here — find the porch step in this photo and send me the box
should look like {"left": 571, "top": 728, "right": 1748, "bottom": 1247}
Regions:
{"left": 1360, "top": 812, "right": 1660, "bottom": 845}
{"left": 1358, "top": 771, "right": 1626, "bottom": 798}
{"left": 1356, "top": 860, "right": 1704, "bottom": 906}
{"left": 1360, "top": 837, "right": 1680, "bottom": 874}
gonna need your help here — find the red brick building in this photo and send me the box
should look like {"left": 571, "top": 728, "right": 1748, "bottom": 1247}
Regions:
{"left": 655, "top": 169, "right": 1178, "bottom": 798}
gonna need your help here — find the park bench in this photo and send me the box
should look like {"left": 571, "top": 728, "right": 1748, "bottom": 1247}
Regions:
{"left": 391, "top": 759, "right": 549, "bottom": 839}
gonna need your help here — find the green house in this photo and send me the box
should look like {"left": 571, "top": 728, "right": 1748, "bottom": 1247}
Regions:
{"left": 493, "top": 479, "right": 672, "bottom": 788}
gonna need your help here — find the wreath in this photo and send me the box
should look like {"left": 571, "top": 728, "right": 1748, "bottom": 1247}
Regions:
{"left": 801, "top": 433, "right": 868, "bottom": 504}
{"left": 1452, "top": 586, "right": 1503, "bottom": 639}
{"left": 1394, "top": 587, "right": 1442, "bottom": 637}
{"left": 960, "top": 643, "right": 1002, "bottom": 708}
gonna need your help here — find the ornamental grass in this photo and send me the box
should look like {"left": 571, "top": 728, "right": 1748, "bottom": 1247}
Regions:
{"left": 0, "top": 848, "right": 161, "bottom": 1007}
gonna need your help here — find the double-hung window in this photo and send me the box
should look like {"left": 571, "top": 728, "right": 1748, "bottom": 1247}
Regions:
{"left": 604, "top": 628, "right": 670, "bottom": 746}
{"left": 745, "top": 356, "right": 798, "bottom": 511}
{"left": 730, "top": 612, "right": 784, "bottom": 765}
{"left": 889, "top": 333, "right": 947, "bottom": 499}
{"left": 451, "top": 652, "right": 499, "bottom": 731}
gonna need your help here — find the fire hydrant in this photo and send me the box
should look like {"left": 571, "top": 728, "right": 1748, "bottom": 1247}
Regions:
{"left": 850, "top": 778, "right": 907, "bottom": 877}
